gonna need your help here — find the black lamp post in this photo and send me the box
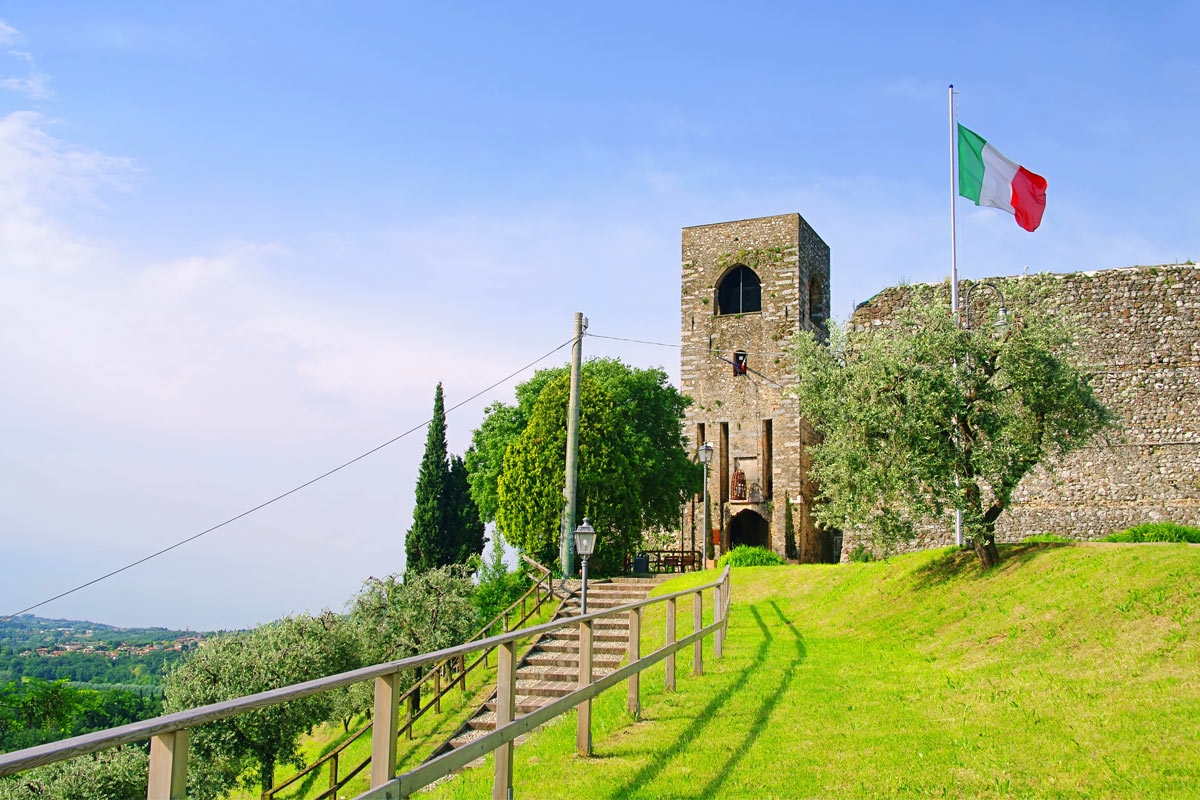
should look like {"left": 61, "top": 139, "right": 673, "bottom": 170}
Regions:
{"left": 964, "top": 281, "right": 1008, "bottom": 330}
{"left": 573, "top": 518, "right": 597, "bottom": 614}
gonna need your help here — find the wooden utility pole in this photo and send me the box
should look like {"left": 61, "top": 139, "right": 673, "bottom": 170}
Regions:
{"left": 560, "top": 312, "right": 586, "bottom": 577}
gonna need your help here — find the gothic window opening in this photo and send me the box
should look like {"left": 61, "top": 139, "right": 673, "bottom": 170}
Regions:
{"left": 716, "top": 266, "right": 762, "bottom": 315}
{"left": 809, "top": 274, "right": 825, "bottom": 326}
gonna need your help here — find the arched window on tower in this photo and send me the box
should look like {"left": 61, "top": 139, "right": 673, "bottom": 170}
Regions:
{"left": 716, "top": 266, "right": 761, "bottom": 315}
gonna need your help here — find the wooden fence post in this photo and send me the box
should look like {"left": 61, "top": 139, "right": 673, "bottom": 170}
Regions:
{"left": 329, "top": 751, "right": 339, "bottom": 793}
{"left": 665, "top": 597, "right": 676, "bottom": 692}
{"left": 435, "top": 666, "right": 442, "bottom": 713}
{"left": 577, "top": 619, "right": 593, "bottom": 756}
{"left": 146, "top": 728, "right": 188, "bottom": 800}
{"left": 459, "top": 654, "right": 467, "bottom": 692}
{"left": 693, "top": 591, "right": 703, "bottom": 676}
{"left": 370, "top": 672, "right": 399, "bottom": 789}
{"left": 407, "top": 683, "right": 420, "bottom": 740}
{"left": 714, "top": 580, "right": 724, "bottom": 659}
{"left": 493, "top": 641, "right": 516, "bottom": 800}
{"left": 627, "top": 607, "right": 640, "bottom": 717}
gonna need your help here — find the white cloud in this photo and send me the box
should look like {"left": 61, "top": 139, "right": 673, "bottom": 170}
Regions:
{"left": 0, "top": 19, "right": 20, "bottom": 46}
{"left": 0, "top": 20, "right": 51, "bottom": 99}
{"left": 1, "top": 50, "right": 50, "bottom": 98}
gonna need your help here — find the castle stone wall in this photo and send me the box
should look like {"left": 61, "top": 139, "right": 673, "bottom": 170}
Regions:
{"left": 846, "top": 265, "right": 1200, "bottom": 554}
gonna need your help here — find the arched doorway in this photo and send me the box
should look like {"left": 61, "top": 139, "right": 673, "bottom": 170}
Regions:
{"left": 729, "top": 509, "right": 770, "bottom": 549}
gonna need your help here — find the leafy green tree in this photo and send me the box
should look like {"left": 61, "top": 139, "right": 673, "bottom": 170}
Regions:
{"left": 495, "top": 374, "right": 641, "bottom": 574}
{"left": 468, "top": 358, "right": 699, "bottom": 559}
{"left": 789, "top": 281, "right": 1110, "bottom": 568}
{"left": 406, "top": 385, "right": 486, "bottom": 575}
{"left": 162, "top": 613, "right": 359, "bottom": 797}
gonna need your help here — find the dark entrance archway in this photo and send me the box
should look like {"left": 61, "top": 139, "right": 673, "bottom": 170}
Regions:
{"left": 729, "top": 509, "right": 770, "bottom": 549}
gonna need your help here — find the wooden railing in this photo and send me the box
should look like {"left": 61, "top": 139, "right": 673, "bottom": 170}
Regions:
{"left": 263, "top": 555, "right": 555, "bottom": 800}
{"left": 629, "top": 549, "right": 705, "bottom": 573}
{"left": 0, "top": 566, "right": 731, "bottom": 800}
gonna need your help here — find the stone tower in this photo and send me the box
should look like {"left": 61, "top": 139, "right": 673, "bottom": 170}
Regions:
{"left": 680, "top": 213, "right": 833, "bottom": 562}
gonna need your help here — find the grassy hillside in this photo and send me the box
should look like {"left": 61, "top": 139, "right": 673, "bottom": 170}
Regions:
{"left": 421, "top": 543, "right": 1200, "bottom": 799}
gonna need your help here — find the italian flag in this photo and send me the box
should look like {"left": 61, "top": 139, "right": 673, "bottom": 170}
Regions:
{"left": 957, "top": 124, "right": 1047, "bottom": 232}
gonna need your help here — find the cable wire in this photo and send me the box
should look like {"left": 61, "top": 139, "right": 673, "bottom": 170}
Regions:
{"left": 2, "top": 337, "right": 575, "bottom": 622}
{"left": 586, "top": 331, "right": 793, "bottom": 358}
{"left": 585, "top": 332, "right": 680, "bottom": 348}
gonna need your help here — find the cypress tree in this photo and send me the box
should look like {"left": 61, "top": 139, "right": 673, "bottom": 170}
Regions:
{"left": 406, "top": 383, "right": 449, "bottom": 575}
{"left": 445, "top": 454, "right": 486, "bottom": 565}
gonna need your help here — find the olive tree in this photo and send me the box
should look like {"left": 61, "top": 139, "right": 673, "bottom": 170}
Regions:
{"left": 162, "top": 612, "right": 359, "bottom": 797}
{"left": 789, "top": 280, "right": 1110, "bottom": 567}
{"left": 331, "top": 565, "right": 479, "bottom": 730}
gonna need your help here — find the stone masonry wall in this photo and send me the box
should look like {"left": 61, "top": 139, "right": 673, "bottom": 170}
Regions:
{"left": 845, "top": 265, "right": 1200, "bottom": 555}
{"left": 679, "top": 214, "right": 832, "bottom": 561}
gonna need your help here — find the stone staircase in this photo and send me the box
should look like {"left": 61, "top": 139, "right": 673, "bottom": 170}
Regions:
{"left": 432, "top": 576, "right": 667, "bottom": 756}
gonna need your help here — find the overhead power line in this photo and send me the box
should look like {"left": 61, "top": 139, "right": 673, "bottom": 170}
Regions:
{"left": 2, "top": 337, "right": 575, "bottom": 622}
{"left": 586, "top": 331, "right": 792, "bottom": 358}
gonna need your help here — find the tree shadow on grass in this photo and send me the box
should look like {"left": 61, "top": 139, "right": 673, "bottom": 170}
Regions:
{"left": 602, "top": 605, "right": 775, "bottom": 800}
{"left": 603, "top": 601, "right": 807, "bottom": 800}
{"left": 910, "top": 542, "right": 1072, "bottom": 589}
{"left": 695, "top": 600, "right": 806, "bottom": 799}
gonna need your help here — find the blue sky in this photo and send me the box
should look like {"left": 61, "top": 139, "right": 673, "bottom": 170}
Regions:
{"left": 2, "top": 2, "right": 1197, "bottom": 629}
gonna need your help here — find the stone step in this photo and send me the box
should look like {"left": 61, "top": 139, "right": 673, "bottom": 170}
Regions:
{"left": 562, "top": 594, "right": 640, "bottom": 606}
{"left": 485, "top": 695, "right": 555, "bottom": 714}
{"left": 574, "top": 588, "right": 651, "bottom": 598}
{"left": 450, "top": 727, "right": 487, "bottom": 750}
{"left": 516, "top": 664, "right": 618, "bottom": 684}
{"left": 556, "top": 615, "right": 631, "bottom": 631}
{"left": 516, "top": 665, "right": 579, "bottom": 683}
{"left": 538, "top": 639, "right": 627, "bottom": 656}
{"left": 546, "top": 628, "right": 629, "bottom": 643}
{"left": 524, "top": 651, "right": 623, "bottom": 669}
{"left": 467, "top": 710, "right": 497, "bottom": 730}
{"left": 516, "top": 678, "right": 577, "bottom": 697}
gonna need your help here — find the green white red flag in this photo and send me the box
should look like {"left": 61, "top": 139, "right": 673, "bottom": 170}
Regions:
{"left": 957, "top": 124, "right": 1047, "bottom": 232}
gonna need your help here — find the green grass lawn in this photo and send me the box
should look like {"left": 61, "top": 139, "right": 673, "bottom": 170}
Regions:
{"left": 419, "top": 543, "right": 1200, "bottom": 799}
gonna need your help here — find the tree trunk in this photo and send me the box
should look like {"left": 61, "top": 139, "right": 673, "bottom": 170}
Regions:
{"left": 972, "top": 532, "right": 1000, "bottom": 568}
{"left": 260, "top": 753, "right": 275, "bottom": 797}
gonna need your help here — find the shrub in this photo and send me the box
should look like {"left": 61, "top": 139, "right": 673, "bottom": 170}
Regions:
{"left": 1102, "top": 522, "right": 1200, "bottom": 544}
{"left": 473, "top": 541, "right": 530, "bottom": 629}
{"left": 1022, "top": 533, "right": 1073, "bottom": 543}
{"left": 717, "top": 546, "right": 785, "bottom": 568}
{"left": 848, "top": 544, "right": 874, "bottom": 563}
{"left": 0, "top": 746, "right": 148, "bottom": 800}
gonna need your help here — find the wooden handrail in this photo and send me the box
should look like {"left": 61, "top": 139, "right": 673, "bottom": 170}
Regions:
{"left": 0, "top": 566, "right": 731, "bottom": 800}
{"left": 265, "top": 562, "right": 556, "bottom": 798}
{"left": 364, "top": 566, "right": 731, "bottom": 800}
